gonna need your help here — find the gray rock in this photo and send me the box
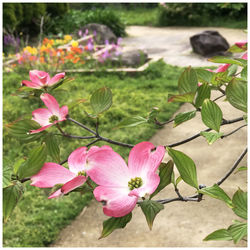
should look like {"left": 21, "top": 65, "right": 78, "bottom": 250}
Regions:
{"left": 112, "top": 49, "right": 148, "bottom": 67}
{"left": 80, "top": 23, "right": 117, "bottom": 45}
{"left": 190, "top": 30, "right": 230, "bottom": 57}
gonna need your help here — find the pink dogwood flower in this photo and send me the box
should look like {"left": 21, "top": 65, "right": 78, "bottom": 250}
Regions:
{"left": 30, "top": 93, "right": 68, "bottom": 134}
{"left": 215, "top": 64, "right": 231, "bottom": 73}
{"left": 86, "top": 142, "right": 165, "bottom": 217}
{"left": 241, "top": 52, "right": 248, "bottom": 60}
{"left": 22, "top": 70, "right": 65, "bottom": 89}
{"left": 30, "top": 145, "right": 111, "bottom": 198}
{"left": 235, "top": 40, "right": 247, "bottom": 49}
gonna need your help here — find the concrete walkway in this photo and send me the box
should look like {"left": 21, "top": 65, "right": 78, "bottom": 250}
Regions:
{"left": 51, "top": 26, "right": 247, "bottom": 247}
{"left": 122, "top": 26, "right": 247, "bottom": 67}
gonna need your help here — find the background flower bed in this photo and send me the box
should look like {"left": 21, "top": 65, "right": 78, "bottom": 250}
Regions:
{"left": 3, "top": 60, "right": 183, "bottom": 247}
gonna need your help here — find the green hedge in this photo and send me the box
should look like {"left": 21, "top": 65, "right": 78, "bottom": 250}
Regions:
{"left": 157, "top": 3, "right": 247, "bottom": 27}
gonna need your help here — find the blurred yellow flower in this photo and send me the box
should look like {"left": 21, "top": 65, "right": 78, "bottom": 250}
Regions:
{"left": 23, "top": 46, "right": 38, "bottom": 55}
{"left": 71, "top": 40, "right": 79, "bottom": 48}
{"left": 64, "top": 35, "right": 72, "bottom": 42}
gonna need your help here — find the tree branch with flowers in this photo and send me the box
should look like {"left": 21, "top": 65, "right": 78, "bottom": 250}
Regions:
{"left": 3, "top": 39, "right": 247, "bottom": 244}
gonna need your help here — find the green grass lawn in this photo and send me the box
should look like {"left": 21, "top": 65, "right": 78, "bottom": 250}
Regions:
{"left": 3, "top": 60, "right": 183, "bottom": 247}
{"left": 107, "top": 5, "right": 247, "bottom": 29}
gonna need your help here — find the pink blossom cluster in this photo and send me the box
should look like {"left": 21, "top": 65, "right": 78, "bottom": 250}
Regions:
{"left": 25, "top": 70, "right": 165, "bottom": 217}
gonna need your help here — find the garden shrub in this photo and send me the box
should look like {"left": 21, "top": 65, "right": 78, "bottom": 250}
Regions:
{"left": 49, "top": 9, "right": 126, "bottom": 37}
{"left": 157, "top": 3, "right": 247, "bottom": 27}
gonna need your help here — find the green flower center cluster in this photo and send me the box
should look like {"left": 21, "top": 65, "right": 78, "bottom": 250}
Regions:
{"left": 128, "top": 177, "right": 143, "bottom": 190}
{"left": 77, "top": 171, "right": 86, "bottom": 176}
{"left": 49, "top": 115, "right": 59, "bottom": 123}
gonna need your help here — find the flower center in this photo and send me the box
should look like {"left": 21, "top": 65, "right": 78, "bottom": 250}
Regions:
{"left": 128, "top": 177, "right": 143, "bottom": 190}
{"left": 49, "top": 115, "right": 59, "bottom": 123}
{"left": 77, "top": 171, "right": 86, "bottom": 176}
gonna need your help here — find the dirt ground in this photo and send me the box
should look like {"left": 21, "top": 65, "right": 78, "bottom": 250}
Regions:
{"left": 51, "top": 26, "right": 247, "bottom": 247}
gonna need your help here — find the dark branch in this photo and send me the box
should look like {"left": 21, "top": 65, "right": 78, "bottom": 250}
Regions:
{"left": 213, "top": 94, "right": 225, "bottom": 102}
{"left": 221, "top": 124, "right": 247, "bottom": 139}
{"left": 165, "top": 116, "right": 244, "bottom": 148}
{"left": 67, "top": 117, "right": 97, "bottom": 135}
{"left": 99, "top": 136, "right": 134, "bottom": 148}
{"left": 217, "top": 147, "right": 247, "bottom": 186}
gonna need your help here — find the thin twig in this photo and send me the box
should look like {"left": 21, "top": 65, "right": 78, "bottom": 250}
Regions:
{"left": 67, "top": 117, "right": 97, "bottom": 135}
{"left": 217, "top": 147, "right": 247, "bottom": 186}
{"left": 58, "top": 134, "right": 96, "bottom": 140}
{"left": 154, "top": 117, "right": 174, "bottom": 126}
{"left": 100, "top": 136, "right": 134, "bottom": 148}
{"left": 213, "top": 94, "right": 225, "bottom": 102}
{"left": 221, "top": 124, "right": 247, "bottom": 139}
{"left": 86, "top": 138, "right": 101, "bottom": 147}
{"left": 165, "top": 116, "right": 244, "bottom": 148}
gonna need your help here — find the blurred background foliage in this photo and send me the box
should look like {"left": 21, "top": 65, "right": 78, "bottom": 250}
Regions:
{"left": 3, "top": 2, "right": 247, "bottom": 45}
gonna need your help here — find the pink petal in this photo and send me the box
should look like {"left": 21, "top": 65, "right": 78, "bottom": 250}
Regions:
{"left": 93, "top": 186, "right": 138, "bottom": 217}
{"left": 48, "top": 72, "right": 65, "bottom": 86}
{"left": 88, "top": 145, "right": 113, "bottom": 155}
{"left": 128, "top": 142, "right": 165, "bottom": 176}
{"left": 215, "top": 64, "right": 230, "bottom": 73}
{"left": 22, "top": 80, "right": 42, "bottom": 89}
{"left": 40, "top": 93, "right": 60, "bottom": 116}
{"left": 128, "top": 171, "right": 160, "bottom": 198}
{"left": 29, "top": 124, "right": 53, "bottom": 134}
{"left": 86, "top": 148, "right": 130, "bottom": 187}
{"left": 61, "top": 175, "right": 86, "bottom": 194}
{"left": 30, "top": 70, "right": 49, "bottom": 85}
{"left": 59, "top": 105, "right": 68, "bottom": 120}
{"left": 48, "top": 189, "right": 63, "bottom": 199}
{"left": 235, "top": 40, "right": 247, "bottom": 49}
{"left": 32, "top": 108, "right": 52, "bottom": 126}
{"left": 68, "top": 147, "right": 88, "bottom": 174}
{"left": 30, "top": 162, "right": 76, "bottom": 188}
{"left": 241, "top": 52, "right": 247, "bottom": 60}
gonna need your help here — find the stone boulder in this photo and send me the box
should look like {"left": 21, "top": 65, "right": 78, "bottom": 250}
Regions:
{"left": 112, "top": 49, "right": 148, "bottom": 67}
{"left": 190, "top": 30, "right": 230, "bottom": 57}
{"left": 80, "top": 23, "right": 117, "bottom": 45}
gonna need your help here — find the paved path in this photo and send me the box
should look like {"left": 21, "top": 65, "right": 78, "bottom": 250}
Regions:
{"left": 122, "top": 26, "right": 247, "bottom": 67}
{"left": 51, "top": 26, "right": 247, "bottom": 247}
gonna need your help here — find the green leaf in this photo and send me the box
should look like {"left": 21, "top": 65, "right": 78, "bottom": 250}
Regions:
{"left": 195, "top": 68, "right": 214, "bottom": 83}
{"left": 3, "top": 183, "right": 24, "bottom": 222}
{"left": 204, "top": 229, "right": 233, "bottom": 241}
{"left": 3, "top": 166, "right": 12, "bottom": 188}
{"left": 167, "top": 147, "right": 198, "bottom": 189}
{"left": 232, "top": 189, "right": 247, "bottom": 220}
{"left": 150, "top": 161, "right": 173, "bottom": 198}
{"left": 195, "top": 83, "right": 211, "bottom": 108}
{"left": 13, "top": 158, "right": 26, "bottom": 175}
{"left": 228, "top": 222, "right": 247, "bottom": 244}
{"left": 208, "top": 56, "right": 244, "bottom": 66}
{"left": 201, "top": 99, "right": 223, "bottom": 132}
{"left": 227, "top": 64, "right": 238, "bottom": 77}
{"left": 235, "top": 166, "right": 247, "bottom": 174}
{"left": 7, "top": 119, "right": 45, "bottom": 142}
{"left": 168, "top": 92, "right": 195, "bottom": 103}
{"left": 49, "top": 77, "right": 75, "bottom": 91}
{"left": 45, "top": 134, "right": 60, "bottom": 163}
{"left": 200, "top": 131, "right": 223, "bottom": 145}
{"left": 115, "top": 116, "right": 147, "bottom": 129}
{"left": 241, "top": 66, "right": 247, "bottom": 80}
{"left": 175, "top": 176, "right": 183, "bottom": 186}
{"left": 198, "top": 184, "right": 232, "bottom": 207}
{"left": 139, "top": 200, "right": 164, "bottom": 230}
{"left": 211, "top": 71, "right": 232, "bottom": 86}
{"left": 174, "top": 111, "right": 196, "bottom": 127}
{"left": 99, "top": 213, "right": 132, "bottom": 239}
{"left": 90, "top": 87, "right": 112, "bottom": 115}
{"left": 228, "top": 44, "right": 246, "bottom": 53}
{"left": 178, "top": 66, "right": 198, "bottom": 94}
{"left": 226, "top": 79, "right": 247, "bottom": 112}
{"left": 18, "top": 144, "right": 47, "bottom": 179}
{"left": 147, "top": 107, "right": 160, "bottom": 124}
